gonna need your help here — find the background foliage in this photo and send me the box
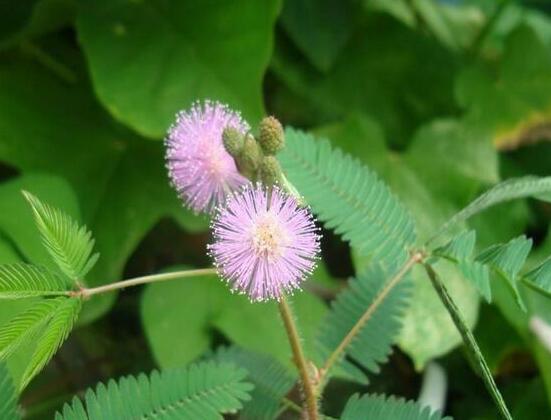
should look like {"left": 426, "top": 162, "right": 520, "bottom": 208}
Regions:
{"left": 0, "top": 0, "right": 550, "bottom": 418}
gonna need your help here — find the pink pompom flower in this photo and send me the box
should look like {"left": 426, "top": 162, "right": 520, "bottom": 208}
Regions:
{"left": 165, "top": 100, "right": 250, "bottom": 214}
{"left": 209, "top": 184, "right": 321, "bottom": 301}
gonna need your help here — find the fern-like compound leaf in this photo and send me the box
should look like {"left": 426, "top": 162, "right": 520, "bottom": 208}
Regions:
{"left": 214, "top": 346, "right": 296, "bottom": 420}
{"left": 431, "top": 176, "right": 551, "bottom": 242}
{"left": 0, "top": 263, "right": 70, "bottom": 299}
{"left": 56, "top": 361, "right": 253, "bottom": 420}
{"left": 20, "top": 297, "right": 82, "bottom": 390}
{"left": 280, "top": 129, "right": 416, "bottom": 269}
{"left": 318, "top": 263, "right": 411, "bottom": 383}
{"left": 0, "top": 362, "right": 19, "bottom": 420}
{"left": 341, "top": 394, "right": 451, "bottom": 420}
{"left": 0, "top": 297, "right": 67, "bottom": 361}
{"left": 23, "top": 191, "right": 99, "bottom": 283}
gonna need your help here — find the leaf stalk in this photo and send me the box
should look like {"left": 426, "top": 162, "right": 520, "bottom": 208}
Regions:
{"left": 70, "top": 268, "right": 217, "bottom": 298}
{"left": 423, "top": 263, "right": 512, "bottom": 420}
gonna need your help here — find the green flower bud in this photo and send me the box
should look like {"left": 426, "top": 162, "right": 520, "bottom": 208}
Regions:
{"left": 259, "top": 156, "right": 283, "bottom": 186}
{"left": 222, "top": 126, "right": 245, "bottom": 157}
{"left": 237, "top": 134, "right": 262, "bottom": 179}
{"left": 258, "top": 116, "right": 285, "bottom": 155}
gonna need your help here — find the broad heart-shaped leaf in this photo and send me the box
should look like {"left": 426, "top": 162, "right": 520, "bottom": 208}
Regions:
{"left": 23, "top": 191, "right": 98, "bottom": 283}
{"left": 456, "top": 25, "right": 551, "bottom": 150}
{"left": 141, "top": 268, "right": 326, "bottom": 370}
{"left": 0, "top": 47, "right": 207, "bottom": 324}
{"left": 398, "top": 261, "right": 479, "bottom": 369}
{"left": 76, "top": 0, "right": 280, "bottom": 138}
{"left": 281, "top": 0, "right": 357, "bottom": 72}
{"left": 0, "top": 263, "right": 70, "bottom": 299}
{"left": 405, "top": 118, "right": 499, "bottom": 205}
{"left": 0, "top": 0, "right": 39, "bottom": 43}
{"left": 272, "top": 14, "right": 458, "bottom": 145}
{"left": 0, "top": 175, "right": 81, "bottom": 271}
{"left": 0, "top": 0, "right": 75, "bottom": 50}
{"left": 56, "top": 361, "right": 253, "bottom": 420}
{"left": 317, "top": 263, "right": 411, "bottom": 384}
{"left": 341, "top": 394, "right": 450, "bottom": 420}
{"left": 213, "top": 347, "right": 295, "bottom": 420}
{"left": 0, "top": 361, "right": 19, "bottom": 420}
{"left": 20, "top": 297, "right": 82, "bottom": 390}
{"left": 280, "top": 128, "right": 416, "bottom": 270}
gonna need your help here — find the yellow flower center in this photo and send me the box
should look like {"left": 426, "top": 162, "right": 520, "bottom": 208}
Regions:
{"left": 251, "top": 213, "right": 287, "bottom": 259}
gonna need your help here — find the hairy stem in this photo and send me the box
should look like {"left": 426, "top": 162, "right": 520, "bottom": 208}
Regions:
{"left": 71, "top": 268, "right": 217, "bottom": 298}
{"left": 424, "top": 263, "right": 513, "bottom": 420}
{"left": 278, "top": 297, "right": 319, "bottom": 420}
{"left": 319, "top": 252, "right": 424, "bottom": 385}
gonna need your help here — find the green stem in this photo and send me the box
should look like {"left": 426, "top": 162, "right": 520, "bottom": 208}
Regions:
{"left": 20, "top": 41, "right": 77, "bottom": 83}
{"left": 72, "top": 268, "right": 217, "bottom": 298}
{"left": 278, "top": 297, "right": 319, "bottom": 420}
{"left": 424, "top": 263, "right": 513, "bottom": 420}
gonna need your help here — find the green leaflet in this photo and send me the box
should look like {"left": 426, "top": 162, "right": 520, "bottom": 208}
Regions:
{"left": 523, "top": 257, "right": 551, "bottom": 298}
{"left": 0, "top": 297, "right": 66, "bottom": 361}
{"left": 23, "top": 191, "right": 99, "bottom": 283}
{"left": 213, "top": 347, "right": 296, "bottom": 420}
{"left": 0, "top": 263, "right": 70, "bottom": 299}
{"left": 20, "top": 297, "right": 82, "bottom": 390}
{"left": 435, "top": 232, "right": 533, "bottom": 309}
{"left": 341, "top": 394, "right": 450, "bottom": 420}
{"left": 280, "top": 128, "right": 416, "bottom": 269}
{"left": 56, "top": 361, "right": 253, "bottom": 420}
{"left": 430, "top": 176, "right": 551, "bottom": 243}
{"left": 477, "top": 236, "right": 532, "bottom": 310}
{"left": 0, "top": 361, "right": 19, "bottom": 420}
{"left": 434, "top": 230, "right": 491, "bottom": 302}
{"left": 317, "top": 263, "right": 411, "bottom": 383}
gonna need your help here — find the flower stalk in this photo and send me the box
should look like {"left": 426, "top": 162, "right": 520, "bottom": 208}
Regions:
{"left": 278, "top": 296, "right": 319, "bottom": 420}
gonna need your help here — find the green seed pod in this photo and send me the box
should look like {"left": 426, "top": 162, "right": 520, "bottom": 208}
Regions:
{"left": 258, "top": 116, "right": 285, "bottom": 155}
{"left": 222, "top": 126, "right": 245, "bottom": 157}
{"left": 259, "top": 156, "right": 284, "bottom": 186}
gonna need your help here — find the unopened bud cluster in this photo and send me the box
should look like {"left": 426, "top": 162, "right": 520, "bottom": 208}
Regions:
{"left": 223, "top": 115, "right": 286, "bottom": 186}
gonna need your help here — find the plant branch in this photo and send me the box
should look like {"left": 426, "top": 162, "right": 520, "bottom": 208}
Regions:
{"left": 278, "top": 297, "right": 319, "bottom": 420}
{"left": 280, "top": 398, "right": 303, "bottom": 416}
{"left": 70, "top": 268, "right": 217, "bottom": 298}
{"left": 469, "top": 0, "right": 511, "bottom": 55}
{"left": 424, "top": 263, "right": 512, "bottom": 420}
{"left": 20, "top": 41, "right": 77, "bottom": 84}
{"left": 319, "top": 251, "right": 424, "bottom": 385}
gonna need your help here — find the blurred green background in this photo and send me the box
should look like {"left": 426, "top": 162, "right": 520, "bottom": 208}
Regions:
{"left": 0, "top": 0, "right": 550, "bottom": 418}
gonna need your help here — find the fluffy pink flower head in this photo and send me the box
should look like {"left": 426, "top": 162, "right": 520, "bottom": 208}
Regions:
{"left": 209, "top": 184, "right": 321, "bottom": 301}
{"left": 165, "top": 100, "right": 250, "bottom": 214}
